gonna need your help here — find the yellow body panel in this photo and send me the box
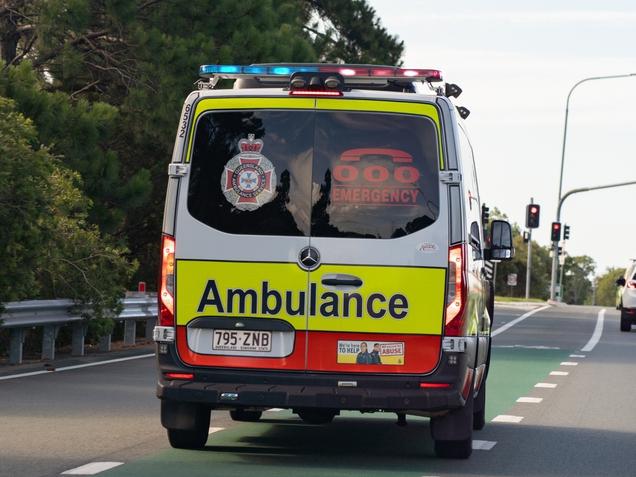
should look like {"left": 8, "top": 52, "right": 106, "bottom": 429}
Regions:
{"left": 176, "top": 260, "right": 446, "bottom": 335}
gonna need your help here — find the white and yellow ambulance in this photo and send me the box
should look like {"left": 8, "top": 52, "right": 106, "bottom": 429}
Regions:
{"left": 154, "top": 64, "right": 514, "bottom": 458}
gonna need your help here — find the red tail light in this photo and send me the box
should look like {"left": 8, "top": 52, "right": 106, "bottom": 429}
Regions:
{"left": 420, "top": 382, "right": 451, "bottom": 389}
{"left": 164, "top": 372, "right": 194, "bottom": 380}
{"left": 627, "top": 280, "right": 636, "bottom": 289}
{"left": 445, "top": 244, "right": 467, "bottom": 336}
{"left": 159, "top": 235, "right": 175, "bottom": 326}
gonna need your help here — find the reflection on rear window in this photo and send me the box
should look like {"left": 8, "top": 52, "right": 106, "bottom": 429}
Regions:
{"left": 187, "top": 109, "right": 439, "bottom": 239}
{"left": 312, "top": 111, "right": 439, "bottom": 239}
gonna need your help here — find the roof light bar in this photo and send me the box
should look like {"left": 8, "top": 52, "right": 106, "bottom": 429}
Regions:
{"left": 199, "top": 64, "right": 443, "bottom": 82}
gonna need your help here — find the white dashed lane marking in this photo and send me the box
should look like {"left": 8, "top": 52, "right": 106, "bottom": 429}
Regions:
{"left": 550, "top": 371, "right": 569, "bottom": 376}
{"left": 208, "top": 427, "right": 225, "bottom": 435}
{"left": 560, "top": 362, "right": 578, "bottom": 366}
{"left": 492, "top": 415, "right": 524, "bottom": 423}
{"left": 517, "top": 397, "right": 543, "bottom": 403}
{"left": 570, "top": 354, "right": 586, "bottom": 358}
{"left": 61, "top": 462, "right": 124, "bottom": 475}
{"left": 535, "top": 383, "right": 557, "bottom": 388}
{"left": 266, "top": 408, "right": 284, "bottom": 412}
{"left": 473, "top": 440, "right": 497, "bottom": 450}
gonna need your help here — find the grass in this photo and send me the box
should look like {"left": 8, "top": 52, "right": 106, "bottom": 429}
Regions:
{"left": 494, "top": 295, "right": 546, "bottom": 303}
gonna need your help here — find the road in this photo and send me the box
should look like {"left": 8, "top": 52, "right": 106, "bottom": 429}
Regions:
{"left": 2, "top": 304, "right": 636, "bottom": 477}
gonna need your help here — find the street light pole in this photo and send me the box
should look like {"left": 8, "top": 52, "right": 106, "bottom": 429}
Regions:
{"left": 550, "top": 73, "right": 636, "bottom": 301}
{"left": 550, "top": 180, "right": 636, "bottom": 300}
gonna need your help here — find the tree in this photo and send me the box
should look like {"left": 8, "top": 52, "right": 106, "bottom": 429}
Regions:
{"left": 0, "top": 0, "right": 406, "bottom": 286}
{"left": 561, "top": 255, "right": 595, "bottom": 305}
{"left": 0, "top": 94, "right": 136, "bottom": 322}
{"left": 301, "top": 0, "right": 404, "bottom": 64}
{"left": 596, "top": 267, "right": 625, "bottom": 307}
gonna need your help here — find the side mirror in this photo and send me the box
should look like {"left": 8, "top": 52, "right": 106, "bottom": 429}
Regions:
{"left": 485, "top": 220, "right": 515, "bottom": 261}
{"left": 616, "top": 277, "right": 626, "bottom": 287}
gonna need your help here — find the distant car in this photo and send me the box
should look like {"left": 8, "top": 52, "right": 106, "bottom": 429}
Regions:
{"left": 616, "top": 260, "right": 636, "bottom": 332}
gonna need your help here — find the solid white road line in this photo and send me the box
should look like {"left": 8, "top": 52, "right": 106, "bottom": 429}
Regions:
{"left": 61, "top": 462, "right": 123, "bottom": 475}
{"left": 550, "top": 371, "right": 569, "bottom": 376}
{"left": 517, "top": 397, "right": 543, "bottom": 403}
{"left": 570, "top": 354, "right": 586, "bottom": 358}
{"left": 492, "top": 415, "right": 524, "bottom": 423}
{"left": 0, "top": 354, "right": 155, "bottom": 381}
{"left": 472, "top": 440, "right": 497, "bottom": 450}
{"left": 491, "top": 305, "right": 551, "bottom": 337}
{"left": 560, "top": 362, "right": 578, "bottom": 366}
{"left": 535, "top": 383, "right": 557, "bottom": 388}
{"left": 581, "top": 309, "right": 605, "bottom": 352}
{"left": 208, "top": 427, "right": 225, "bottom": 435}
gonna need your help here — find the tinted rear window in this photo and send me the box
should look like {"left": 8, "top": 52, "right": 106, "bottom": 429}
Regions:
{"left": 187, "top": 109, "right": 439, "bottom": 239}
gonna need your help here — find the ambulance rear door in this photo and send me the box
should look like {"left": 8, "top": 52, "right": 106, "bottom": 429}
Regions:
{"left": 173, "top": 97, "right": 315, "bottom": 371}
{"left": 305, "top": 98, "right": 448, "bottom": 375}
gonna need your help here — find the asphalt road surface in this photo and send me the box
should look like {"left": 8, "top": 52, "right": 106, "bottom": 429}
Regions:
{"left": 2, "top": 304, "right": 636, "bottom": 477}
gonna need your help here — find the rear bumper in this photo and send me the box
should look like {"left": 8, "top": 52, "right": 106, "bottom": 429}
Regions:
{"left": 157, "top": 379, "right": 463, "bottom": 412}
{"left": 156, "top": 343, "right": 473, "bottom": 413}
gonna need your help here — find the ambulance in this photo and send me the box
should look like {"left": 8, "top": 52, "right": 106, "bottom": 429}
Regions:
{"left": 153, "top": 64, "right": 514, "bottom": 459}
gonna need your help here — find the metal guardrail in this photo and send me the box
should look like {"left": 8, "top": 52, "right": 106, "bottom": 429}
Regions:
{"left": 1, "top": 294, "right": 158, "bottom": 365}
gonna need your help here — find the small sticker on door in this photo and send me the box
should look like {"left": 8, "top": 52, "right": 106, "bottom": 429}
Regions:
{"left": 337, "top": 340, "right": 405, "bottom": 365}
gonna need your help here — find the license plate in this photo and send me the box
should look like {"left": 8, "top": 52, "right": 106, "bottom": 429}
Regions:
{"left": 212, "top": 330, "right": 272, "bottom": 352}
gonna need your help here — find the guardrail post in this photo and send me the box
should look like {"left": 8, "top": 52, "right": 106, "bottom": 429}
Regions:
{"left": 124, "top": 319, "right": 136, "bottom": 346}
{"left": 98, "top": 333, "right": 111, "bottom": 352}
{"left": 145, "top": 317, "right": 156, "bottom": 340}
{"left": 71, "top": 322, "right": 87, "bottom": 356}
{"left": 9, "top": 328, "right": 26, "bottom": 365}
{"left": 41, "top": 325, "right": 60, "bottom": 360}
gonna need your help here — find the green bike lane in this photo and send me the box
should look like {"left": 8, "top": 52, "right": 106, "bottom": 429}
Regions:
{"left": 98, "top": 306, "right": 584, "bottom": 477}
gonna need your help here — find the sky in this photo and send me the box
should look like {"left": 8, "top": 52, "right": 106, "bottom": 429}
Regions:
{"left": 369, "top": 0, "right": 636, "bottom": 275}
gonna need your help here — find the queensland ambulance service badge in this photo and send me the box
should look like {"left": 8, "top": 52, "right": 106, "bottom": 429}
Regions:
{"left": 221, "top": 134, "right": 277, "bottom": 211}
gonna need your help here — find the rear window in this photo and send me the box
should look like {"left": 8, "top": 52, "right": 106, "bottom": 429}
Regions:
{"left": 187, "top": 109, "right": 439, "bottom": 239}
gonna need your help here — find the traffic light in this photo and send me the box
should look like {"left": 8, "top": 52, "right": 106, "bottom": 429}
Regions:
{"left": 563, "top": 225, "right": 570, "bottom": 240}
{"left": 523, "top": 231, "right": 530, "bottom": 243}
{"left": 558, "top": 246, "right": 563, "bottom": 256}
{"left": 526, "top": 203, "right": 540, "bottom": 228}
{"left": 551, "top": 222, "right": 562, "bottom": 242}
{"left": 481, "top": 204, "right": 490, "bottom": 227}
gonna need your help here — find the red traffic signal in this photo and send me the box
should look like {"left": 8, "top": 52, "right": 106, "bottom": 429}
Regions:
{"left": 526, "top": 203, "right": 540, "bottom": 228}
{"left": 551, "top": 222, "right": 562, "bottom": 242}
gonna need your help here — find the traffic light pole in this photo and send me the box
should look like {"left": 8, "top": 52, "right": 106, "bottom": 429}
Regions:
{"left": 525, "top": 197, "right": 533, "bottom": 300}
{"left": 549, "top": 180, "right": 636, "bottom": 300}
{"left": 550, "top": 72, "right": 636, "bottom": 302}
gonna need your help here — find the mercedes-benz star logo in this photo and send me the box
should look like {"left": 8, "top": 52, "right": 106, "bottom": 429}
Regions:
{"left": 298, "top": 246, "right": 321, "bottom": 271}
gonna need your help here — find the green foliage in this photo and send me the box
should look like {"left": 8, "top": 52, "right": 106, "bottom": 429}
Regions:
{"left": 1, "top": 0, "right": 405, "bottom": 290}
{"left": 561, "top": 254, "right": 595, "bottom": 305}
{"left": 596, "top": 267, "right": 625, "bottom": 307}
{"left": 0, "top": 95, "right": 136, "bottom": 324}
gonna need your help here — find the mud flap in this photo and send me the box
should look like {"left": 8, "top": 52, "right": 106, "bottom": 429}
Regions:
{"left": 430, "top": 387, "right": 474, "bottom": 441}
{"left": 161, "top": 399, "right": 210, "bottom": 431}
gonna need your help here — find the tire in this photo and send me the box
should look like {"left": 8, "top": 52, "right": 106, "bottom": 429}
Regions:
{"left": 297, "top": 409, "right": 336, "bottom": 425}
{"left": 230, "top": 409, "right": 263, "bottom": 422}
{"left": 164, "top": 402, "right": 210, "bottom": 450}
{"left": 621, "top": 309, "right": 631, "bottom": 332}
{"left": 473, "top": 381, "right": 486, "bottom": 431}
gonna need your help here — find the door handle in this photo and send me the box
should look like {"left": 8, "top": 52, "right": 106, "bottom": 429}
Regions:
{"left": 321, "top": 274, "right": 363, "bottom": 288}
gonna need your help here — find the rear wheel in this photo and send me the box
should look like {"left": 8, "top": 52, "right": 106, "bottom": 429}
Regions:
{"left": 230, "top": 409, "right": 263, "bottom": 422}
{"left": 297, "top": 409, "right": 337, "bottom": 425}
{"left": 162, "top": 401, "right": 211, "bottom": 450}
{"left": 473, "top": 382, "right": 486, "bottom": 431}
{"left": 431, "top": 375, "right": 474, "bottom": 459}
{"left": 621, "top": 309, "right": 632, "bottom": 332}
{"left": 167, "top": 426, "right": 209, "bottom": 449}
